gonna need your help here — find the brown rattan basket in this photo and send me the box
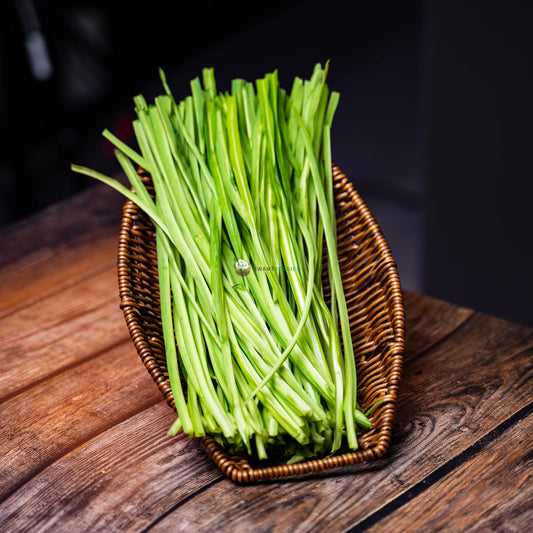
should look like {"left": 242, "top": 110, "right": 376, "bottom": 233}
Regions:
{"left": 117, "top": 164, "right": 404, "bottom": 483}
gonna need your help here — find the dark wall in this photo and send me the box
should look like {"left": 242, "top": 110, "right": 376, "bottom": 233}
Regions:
{"left": 0, "top": 0, "right": 424, "bottom": 300}
{"left": 2, "top": 1, "right": 532, "bottom": 326}
{"left": 0, "top": 1, "right": 310, "bottom": 224}
{"left": 0, "top": 0, "right": 422, "bottom": 227}
{"left": 423, "top": 0, "right": 533, "bottom": 326}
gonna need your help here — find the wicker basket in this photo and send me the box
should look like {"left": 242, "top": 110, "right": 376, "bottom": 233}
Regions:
{"left": 117, "top": 164, "right": 404, "bottom": 483}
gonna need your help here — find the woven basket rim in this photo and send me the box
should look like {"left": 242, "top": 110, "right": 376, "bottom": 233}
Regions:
{"left": 117, "top": 164, "right": 405, "bottom": 483}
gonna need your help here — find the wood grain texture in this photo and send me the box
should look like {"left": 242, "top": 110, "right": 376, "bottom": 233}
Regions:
{"left": 0, "top": 181, "right": 126, "bottom": 317}
{"left": 1, "top": 179, "right": 532, "bottom": 532}
{"left": 0, "top": 268, "right": 128, "bottom": 401}
{"left": 146, "top": 311, "right": 533, "bottom": 532}
{"left": 0, "top": 181, "right": 124, "bottom": 270}
{"left": 366, "top": 410, "right": 533, "bottom": 533}
{"left": 0, "top": 293, "right": 531, "bottom": 531}
{"left": 0, "top": 343, "right": 162, "bottom": 501}
{"left": 0, "top": 403, "right": 222, "bottom": 532}
{"left": 402, "top": 291, "right": 474, "bottom": 359}
{"left": 118, "top": 164, "right": 406, "bottom": 482}
{"left": 0, "top": 235, "right": 117, "bottom": 317}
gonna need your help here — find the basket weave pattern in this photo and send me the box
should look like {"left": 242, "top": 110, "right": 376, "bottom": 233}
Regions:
{"left": 117, "top": 165, "right": 404, "bottom": 482}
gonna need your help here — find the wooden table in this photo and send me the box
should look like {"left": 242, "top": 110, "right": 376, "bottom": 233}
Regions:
{"left": 1, "top": 183, "right": 532, "bottom": 532}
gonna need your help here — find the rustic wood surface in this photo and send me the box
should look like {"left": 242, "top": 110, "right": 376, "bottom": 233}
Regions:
{"left": 1, "top": 182, "right": 532, "bottom": 532}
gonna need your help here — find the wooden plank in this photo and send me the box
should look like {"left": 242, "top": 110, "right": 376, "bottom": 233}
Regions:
{"left": 145, "top": 313, "right": 533, "bottom": 532}
{"left": 0, "top": 182, "right": 126, "bottom": 317}
{"left": 0, "top": 270, "right": 468, "bottom": 408}
{"left": 0, "top": 235, "right": 117, "bottom": 317}
{"left": 0, "top": 267, "right": 129, "bottom": 401}
{"left": 0, "top": 343, "right": 162, "bottom": 501}
{"left": 0, "top": 403, "right": 222, "bottom": 532}
{"left": 366, "top": 410, "right": 533, "bottom": 533}
{"left": 1, "top": 181, "right": 124, "bottom": 269}
{"left": 402, "top": 290, "right": 474, "bottom": 358}
{"left": 0, "top": 282, "right": 478, "bottom": 529}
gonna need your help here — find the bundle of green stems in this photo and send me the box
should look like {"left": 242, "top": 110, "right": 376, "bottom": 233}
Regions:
{"left": 72, "top": 63, "right": 372, "bottom": 462}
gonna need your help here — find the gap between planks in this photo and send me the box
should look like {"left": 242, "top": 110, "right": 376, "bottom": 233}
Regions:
{"left": 0, "top": 267, "right": 131, "bottom": 403}
{"left": 0, "top": 258, "right": 117, "bottom": 321}
{"left": 138, "top": 315, "right": 533, "bottom": 532}
{"left": 140, "top": 477, "right": 225, "bottom": 533}
{"left": 350, "top": 400, "right": 533, "bottom": 533}
{"left": 141, "top": 399, "right": 533, "bottom": 533}
{"left": 0, "top": 289, "right": 506, "bottom": 521}
{"left": 0, "top": 293, "right": 469, "bottom": 515}
{"left": 0, "top": 342, "right": 163, "bottom": 502}
{"left": 0, "top": 385, "right": 163, "bottom": 504}
{"left": 0, "top": 337, "right": 131, "bottom": 405}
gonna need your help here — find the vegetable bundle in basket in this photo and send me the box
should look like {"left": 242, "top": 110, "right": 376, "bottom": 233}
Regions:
{"left": 73, "top": 63, "right": 375, "bottom": 463}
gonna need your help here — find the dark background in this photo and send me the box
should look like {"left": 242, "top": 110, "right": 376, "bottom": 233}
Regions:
{"left": 1, "top": 0, "right": 532, "bottom": 326}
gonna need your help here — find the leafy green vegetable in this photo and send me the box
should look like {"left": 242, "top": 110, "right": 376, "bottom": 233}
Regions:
{"left": 72, "top": 63, "right": 371, "bottom": 461}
